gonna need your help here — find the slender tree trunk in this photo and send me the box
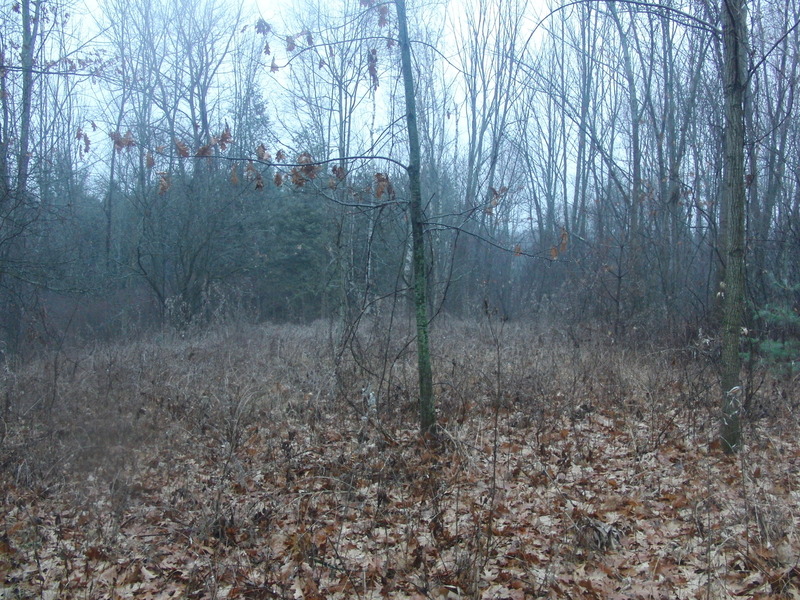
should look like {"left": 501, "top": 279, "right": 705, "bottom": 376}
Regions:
{"left": 607, "top": 3, "right": 642, "bottom": 244}
{"left": 16, "top": 0, "right": 41, "bottom": 196}
{"left": 608, "top": 2, "right": 642, "bottom": 327}
{"left": 0, "top": 56, "right": 9, "bottom": 201}
{"left": 719, "top": 0, "right": 748, "bottom": 454}
{"left": 106, "top": 96, "right": 129, "bottom": 273}
{"left": 396, "top": 0, "right": 435, "bottom": 434}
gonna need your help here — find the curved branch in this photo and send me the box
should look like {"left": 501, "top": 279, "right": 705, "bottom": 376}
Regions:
{"left": 529, "top": 0, "right": 719, "bottom": 40}
{"left": 216, "top": 153, "right": 410, "bottom": 171}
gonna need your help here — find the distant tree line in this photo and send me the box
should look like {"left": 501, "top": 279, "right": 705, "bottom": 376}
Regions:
{"left": 0, "top": 0, "right": 797, "bottom": 378}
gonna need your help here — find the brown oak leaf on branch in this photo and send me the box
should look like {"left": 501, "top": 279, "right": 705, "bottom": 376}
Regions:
{"left": 290, "top": 169, "right": 306, "bottom": 186}
{"left": 297, "top": 152, "right": 321, "bottom": 180}
{"left": 368, "top": 49, "right": 379, "bottom": 89}
{"left": 255, "top": 18, "right": 271, "bottom": 36}
{"left": 158, "top": 174, "right": 170, "bottom": 194}
{"left": 218, "top": 125, "right": 233, "bottom": 151}
{"left": 245, "top": 161, "right": 264, "bottom": 190}
{"left": 110, "top": 130, "right": 135, "bottom": 152}
{"left": 174, "top": 138, "right": 190, "bottom": 158}
{"left": 253, "top": 18, "right": 272, "bottom": 54}
{"left": 374, "top": 173, "right": 394, "bottom": 199}
{"left": 378, "top": 5, "right": 389, "bottom": 27}
{"left": 77, "top": 129, "right": 91, "bottom": 155}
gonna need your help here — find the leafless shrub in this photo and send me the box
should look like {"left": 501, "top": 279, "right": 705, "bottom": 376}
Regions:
{"left": 0, "top": 321, "right": 335, "bottom": 496}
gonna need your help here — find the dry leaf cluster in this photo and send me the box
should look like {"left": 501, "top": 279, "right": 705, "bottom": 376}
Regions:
{"left": 1, "top": 320, "right": 798, "bottom": 599}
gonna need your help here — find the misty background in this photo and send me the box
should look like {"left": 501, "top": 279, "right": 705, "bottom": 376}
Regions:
{"left": 0, "top": 0, "right": 797, "bottom": 371}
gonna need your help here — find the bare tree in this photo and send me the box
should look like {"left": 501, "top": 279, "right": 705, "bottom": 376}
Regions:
{"left": 719, "top": 0, "right": 749, "bottom": 453}
{"left": 395, "top": 0, "right": 435, "bottom": 433}
{"left": 0, "top": 0, "right": 92, "bottom": 351}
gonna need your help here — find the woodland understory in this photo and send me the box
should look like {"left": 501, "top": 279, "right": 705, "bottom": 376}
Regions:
{"left": 1, "top": 319, "right": 798, "bottom": 599}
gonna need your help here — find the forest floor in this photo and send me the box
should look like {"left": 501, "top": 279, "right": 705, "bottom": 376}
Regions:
{"left": 1, "top": 319, "right": 799, "bottom": 599}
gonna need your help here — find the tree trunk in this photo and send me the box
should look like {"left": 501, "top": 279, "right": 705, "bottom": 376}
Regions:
{"left": 16, "top": 0, "right": 41, "bottom": 197}
{"left": 396, "top": 0, "right": 436, "bottom": 434}
{"left": 719, "top": 0, "right": 748, "bottom": 454}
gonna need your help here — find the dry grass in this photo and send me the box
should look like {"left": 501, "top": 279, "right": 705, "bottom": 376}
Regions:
{"left": 1, "top": 318, "right": 798, "bottom": 599}
{"left": 1, "top": 322, "right": 335, "bottom": 488}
